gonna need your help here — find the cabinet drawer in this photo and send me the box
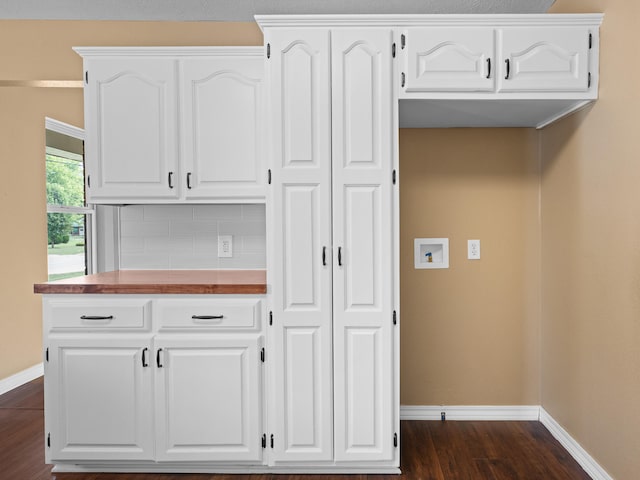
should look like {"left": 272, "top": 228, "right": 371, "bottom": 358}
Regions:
{"left": 156, "top": 298, "right": 262, "bottom": 331}
{"left": 45, "top": 298, "right": 150, "bottom": 331}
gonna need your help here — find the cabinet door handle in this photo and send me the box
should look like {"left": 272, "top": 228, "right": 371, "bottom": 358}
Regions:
{"left": 505, "top": 59, "right": 511, "bottom": 80}
{"left": 80, "top": 315, "right": 113, "bottom": 320}
{"left": 486, "top": 58, "right": 491, "bottom": 79}
{"left": 168, "top": 172, "right": 174, "bottom": 189}
{"left": 156, "top": 348, "right": 163, "bottom": 368}
{"left": 338, "top": 247, "right": 342, "bottom": 266}
{"left": 191, "top": 315, "right": 224, "bottom": 320}
{"left": 187, "top": 172, "right": 192, "bottom": 189}
{"left": 322, "top": 246, "right": 327, "bottom": 266}
{"left": 142, "top": 348, "right": 149, "bottom": 367}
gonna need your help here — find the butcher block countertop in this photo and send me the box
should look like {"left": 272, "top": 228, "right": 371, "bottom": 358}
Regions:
{"left": 34, "top": 270, "right": 267, "bottom": 295}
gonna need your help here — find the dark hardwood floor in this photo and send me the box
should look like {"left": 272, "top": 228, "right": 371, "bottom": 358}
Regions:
{"left": 0, "top": 378, "right": 591, "bottom": 480}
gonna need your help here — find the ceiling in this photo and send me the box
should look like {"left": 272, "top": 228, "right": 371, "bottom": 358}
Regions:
{"left": 0, "top": 0, "right": 556, "bottom": 21}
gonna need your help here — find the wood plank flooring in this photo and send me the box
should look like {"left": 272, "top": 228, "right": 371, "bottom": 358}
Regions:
{"left": 0, "top": 378, "right": 591, "bottom": 480}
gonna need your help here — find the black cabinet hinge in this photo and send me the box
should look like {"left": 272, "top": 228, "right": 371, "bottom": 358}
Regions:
{"left": 394, "top": 432, "right": 398, "bottom": 448}
{"left": 401, "top": 34, "right": 406, "bottom": 50}
{"left": 269, "top": 310, "right": 273, "bottom": 326}
{"left": 393, "top": 310, "right": 397, "bottom": 325}
{"left": 262, "top": 433, "right": 266, "bottom": 448}
{"left": 270, "top": 434, "right": 274, "bottom": 448}
{"left": 392, "top": 169, "right": 397, "bottom": 185}
{"left": 260, "top": 347, "right": 265, "bottom": 363}
{"left": 45, "top": 347, "right": 49, "bottom": 362}
{"left": 267, "top": 43, "right": 271, "bottom": 59}
{"left": 589, "top": 33, "right": 592, "bottom": 49}
{"left": 392, "top": 43, "right": 396, "bottom": 58}
{"left": 47, "top": 433, "right": 51, "bottom": 448}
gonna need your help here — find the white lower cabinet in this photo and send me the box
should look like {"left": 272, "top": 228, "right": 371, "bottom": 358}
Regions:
{"left": 47, "top": 337, "right": 154, "bottom": 461}
{"left": 154, "top": 335, "right": 262, "bottom": 462}
{"left": 43, "top": 295, "right": 266, "bottom": 468}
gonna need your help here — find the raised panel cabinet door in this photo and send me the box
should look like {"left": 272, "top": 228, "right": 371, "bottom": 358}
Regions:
{"left": 265, "top": 28, "right": 334, "bottom": 463}
{"left": 331, "top": 28, "right": 396, "bottom": 463}
{"left": 498, "top": 27, "right": 591, "bottom": 92}
{"left": 180, "top": 52, "right": 266, "bottom": 201}
{"left": 404, "top": 27, "right": 495, "bottom": 92}
{"left": 46, "top": 337, "right": 154, "bottom": 461}
{"left": 84, "top": 58, "right": 180, "bottom": 202}
{"left": 154, "top": 335, "right": 262, "bottom": 462}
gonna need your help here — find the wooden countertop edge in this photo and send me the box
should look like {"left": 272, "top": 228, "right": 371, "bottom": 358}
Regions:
{"left": 33, "top": 283, "right": 267, "bottom": 295}
{"left": 33, "top": 270, "right": 267, "bottom": 295}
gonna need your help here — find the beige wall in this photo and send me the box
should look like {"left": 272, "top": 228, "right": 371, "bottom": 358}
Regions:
{"left": 0, "top": 20, "right": 262, "bottom": 380}
{"left": 542, "top": 0, "right": 640, "bottom": 478}
{"left": 400, "top": 129, "right": 540, "bottom": 405}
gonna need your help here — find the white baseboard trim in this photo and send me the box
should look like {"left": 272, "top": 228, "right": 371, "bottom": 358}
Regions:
{"left": 539, "top": 407, "right": 613, "bottom": 480}
{"left": 0, "top": 363, "right": 44, "bottom": 396}
{"left": 400, "top": 405, "right": 540, "bottom": 421}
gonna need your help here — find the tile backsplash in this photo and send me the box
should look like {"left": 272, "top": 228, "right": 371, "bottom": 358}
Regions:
{"left": 119, "top": 204, "right": 265, "bottom": 269}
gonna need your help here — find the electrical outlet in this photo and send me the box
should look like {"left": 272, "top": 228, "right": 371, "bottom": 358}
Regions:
{"left": 468, "top": 239, "right": 480, "bottom": 260}
{"left": 218, "top": 235, "right": 233, "bottom": 258}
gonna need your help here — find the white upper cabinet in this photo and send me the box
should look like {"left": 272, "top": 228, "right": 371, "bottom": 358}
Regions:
{"left": 498, "top": 27, "right": 591, "bottom": 92}
{"left": 82, "top": 57, "right": 180, "bottom": 201}
{"left": 404, "top": 27, "right": 495, "bottom": 92}
{"left": 75, "top": 47, "right": 265, "bottom": 204}
{"left": 396, "top": 15, "right": 603, "bottom": 128}
{"left": 180, "top": 56, "right": 265, "bottom": 201}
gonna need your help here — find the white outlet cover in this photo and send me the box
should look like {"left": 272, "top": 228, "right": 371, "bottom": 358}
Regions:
{"left": 468, "top": 239, "right": 481, "bottom": 260}
{"left": 218, "top": 235, "right": 233, "bottom": 258}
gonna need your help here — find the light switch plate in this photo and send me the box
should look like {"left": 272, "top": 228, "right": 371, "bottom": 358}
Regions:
{"left": 218, "top": 235, "right": 233, "bottom": 258}
{"left": 468, "top": 239, "right": 480, "bottom": 260}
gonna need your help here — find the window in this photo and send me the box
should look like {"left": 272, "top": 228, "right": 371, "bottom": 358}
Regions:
{"left": 45, "top": 118, "right": 95, "bottom": 281}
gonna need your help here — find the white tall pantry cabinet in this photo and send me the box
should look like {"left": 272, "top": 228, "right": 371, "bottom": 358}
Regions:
{"left": 260, "top": 19, "right": 400, "bottom": 468}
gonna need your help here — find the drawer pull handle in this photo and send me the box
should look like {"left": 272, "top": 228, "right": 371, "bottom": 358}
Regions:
{"left": 191, "top": 315, "right": 224, "bottom": 320}
{"left": 80, "top": 315, "right": 114, "bottom": 320}
{"left": 156, "top": 348, "right": 163, "bottom": 368}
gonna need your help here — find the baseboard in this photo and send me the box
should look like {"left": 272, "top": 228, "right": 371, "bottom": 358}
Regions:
{"left": 400, "top": 405, "right": 540, "bottom": 421}
{"left": 539, "top": 408, "right": 613, "bottom": 480}
{"left": 0, "top": 363, "right": 44, "bottom": 396}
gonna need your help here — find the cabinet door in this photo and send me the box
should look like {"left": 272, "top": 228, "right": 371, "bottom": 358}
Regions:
{"left": 180, "top": 55, "right": 265, "bottom": 201}
{"left": 498, "top": 27, "right": 591, "bottom": 92}
{"left": 266, "top": 28, "right": 334, "bottom": 463}
{"left": 331, "top": 29, "right": 396, "bottom": 463}
{"left": 154, "top": 335, "right": 262, "bottom": 462}
{"left": 84, "top": 58, "right": 179, "bottom": 201}
{"left": 46, "top": 337, "right": 153, "bottom": 461}
{"left": 404, "top": 28, "right": 495, "bottom": 92}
